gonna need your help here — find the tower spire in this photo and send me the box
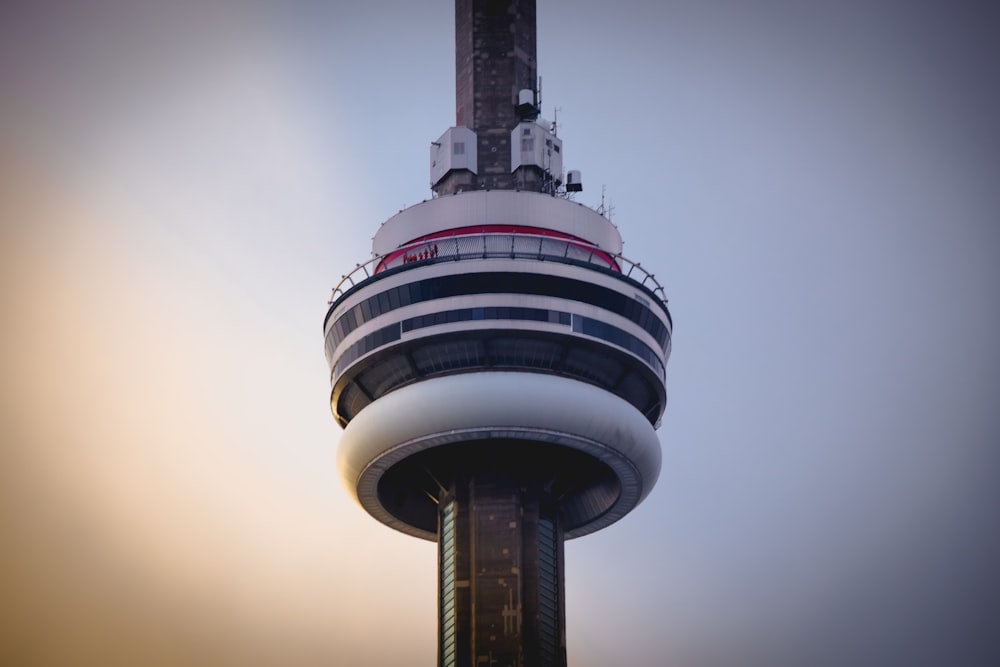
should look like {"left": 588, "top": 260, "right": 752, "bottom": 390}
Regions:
{"left": 434, "top": 0, "right": 562, "bottom": 195}
{"left": 455, "top": 0, "right": 537, "bottom": 188}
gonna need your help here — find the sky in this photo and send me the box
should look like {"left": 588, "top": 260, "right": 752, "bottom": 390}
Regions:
{"left": 1, "top": 0, "right": 998, "bottom": 665}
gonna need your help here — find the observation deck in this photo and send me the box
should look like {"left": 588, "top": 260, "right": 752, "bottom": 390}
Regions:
{"left": 325, "top": 190, "right": 671, "bottom": 541}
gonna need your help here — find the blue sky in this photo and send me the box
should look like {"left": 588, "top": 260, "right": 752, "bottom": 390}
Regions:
{"left": 1, "top": 1, "right": 998, "bottom": 665}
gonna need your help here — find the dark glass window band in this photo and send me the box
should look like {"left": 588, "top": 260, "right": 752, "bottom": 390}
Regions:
{"left": 332, "top": 308, "right": 663, "bottom": 381}
{"left": 401, "top": 306, "right": 570, "bottom": 333}
{"left": 571, "top": 316, "right": 663, "bottom": 377}
{"left": 332, "top": 323, "right": 401, "bottom": 379}
{"left": 326, "top": 272, "right": 670, "bottom": 354}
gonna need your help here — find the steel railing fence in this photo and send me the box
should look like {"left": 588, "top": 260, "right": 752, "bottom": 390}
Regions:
{"left": 328, "top": 232, "right": 669, "bottom": 311}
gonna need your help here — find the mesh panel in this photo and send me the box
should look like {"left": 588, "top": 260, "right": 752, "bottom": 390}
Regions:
{"left": 337, "top": 383, "right": 371, "bottom": 422}
{"left": 452, "top": 234, "right": 486, "bottom": 257}
{"left": 487, "top": 337, "right": 563, "bottom": 370}
{"left": 357, "top": 354, "right": 416, "bottom": 398}
{"left": 562, "top": 347, "right": 623, "bottom": 388}
{"left": 482, "top": 234, "right": 512, "bottom": 255}
{"left": 615, "top": 371, "right": 654, "bottom": 416}
{"left": 412, "top": 339, "right": 486, "bottom": 374}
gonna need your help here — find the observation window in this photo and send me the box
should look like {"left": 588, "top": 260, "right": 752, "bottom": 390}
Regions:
{"left": 327, "top": 273, "right": 670, "bottom": 353}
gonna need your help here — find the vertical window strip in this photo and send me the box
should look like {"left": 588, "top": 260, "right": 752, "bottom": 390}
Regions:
{"left": 537, "top": 517, "right": 559, "bottom": 665}
{"left": 440, "top": 501, "right": 457, "bottom": 667}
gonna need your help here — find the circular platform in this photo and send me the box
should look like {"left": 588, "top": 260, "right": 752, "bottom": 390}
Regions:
{"left": 337, "top": 371, "right": 662, "bottom": 540}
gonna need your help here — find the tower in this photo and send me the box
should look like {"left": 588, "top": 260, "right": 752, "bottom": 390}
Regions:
{"left": 323, "top": 1, "right": 671, "bottom": 665}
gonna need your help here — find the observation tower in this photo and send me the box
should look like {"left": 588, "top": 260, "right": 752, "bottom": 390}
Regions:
{"left": 323, "top": 1, "right": 672, "bottom": 665}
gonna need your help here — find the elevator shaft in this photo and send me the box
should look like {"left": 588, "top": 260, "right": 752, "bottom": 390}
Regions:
{"left": 439, "top": 474, "right": 565, "bottom": 667}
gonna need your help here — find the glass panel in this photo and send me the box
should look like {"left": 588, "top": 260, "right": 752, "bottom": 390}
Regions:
{"left": 440, "top": 501, "right": 457, "bottom": 667}
{"left": 537, "top": 517, "right": 559, "bottom": 665}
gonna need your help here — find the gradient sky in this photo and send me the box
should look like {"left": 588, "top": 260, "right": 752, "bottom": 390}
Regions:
{"left": 1, "top": 1, "right": 998, "bottom": 665}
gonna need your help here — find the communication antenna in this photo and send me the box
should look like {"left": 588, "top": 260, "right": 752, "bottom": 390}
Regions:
{"left": 594, "top": 185, "right": 615, "bottom": 221}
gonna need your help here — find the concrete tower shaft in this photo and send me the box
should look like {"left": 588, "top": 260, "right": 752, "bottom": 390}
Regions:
{"left": 456, "top": 0, "right": 537, "bottom": 183}
{"left": 433, "top": 0, "right": 560, "bottom": 196}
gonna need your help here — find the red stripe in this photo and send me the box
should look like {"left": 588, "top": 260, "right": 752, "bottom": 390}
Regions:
{"left": 376, "top": 225, "right": 618, "bottom": 272}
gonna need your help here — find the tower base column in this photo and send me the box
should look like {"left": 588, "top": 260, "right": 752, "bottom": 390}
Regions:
{"left": 439, "top": 473, "right": 566, "bottom": 667}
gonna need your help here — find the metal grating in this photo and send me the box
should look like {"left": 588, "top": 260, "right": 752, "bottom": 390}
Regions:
{"left": 562, "top": 346, "right": 624, "bottom": 388}
{"left": 412, "top": 339, "right": 486, "bottom": 374}
{"left": 486, "top": 337, "right": 564, "bottom": 370}
{"left": 357, "top": 353, "right": 416, "bottom": 398}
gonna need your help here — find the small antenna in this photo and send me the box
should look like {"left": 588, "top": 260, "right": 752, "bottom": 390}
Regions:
{"left": 537, "top": 75, "right": 542, "bottom": 112}
{"left": 552, "top": 106, "right": 561, "bottom": 136}
{"left": 597, "top": 185, "right": 615, "bottom": 221}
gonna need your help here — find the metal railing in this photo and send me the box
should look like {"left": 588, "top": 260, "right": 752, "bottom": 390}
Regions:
{"left": 328, "top": 232, "right": 669, "bottom": 310}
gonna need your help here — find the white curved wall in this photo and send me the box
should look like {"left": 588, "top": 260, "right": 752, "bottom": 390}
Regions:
{"left": 337, "top": 371, "right": 661, "bottom": 540}
{"left": 372, "top": 190, "right": 623, "bottom": 255}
